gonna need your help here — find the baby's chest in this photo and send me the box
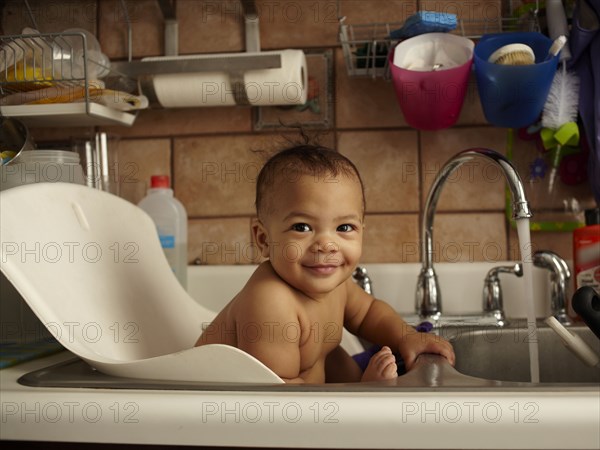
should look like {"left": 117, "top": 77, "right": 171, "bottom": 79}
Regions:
{"left": 297, "top": 304, "right": 344, "bottom": 360}
{"left": 300, "top": 319, "right": 343, "bottom": 346}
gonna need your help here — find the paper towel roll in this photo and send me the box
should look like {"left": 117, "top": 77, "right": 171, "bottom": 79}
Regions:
{"left": 146, "top": 50, "right": 307, "bottom": 107}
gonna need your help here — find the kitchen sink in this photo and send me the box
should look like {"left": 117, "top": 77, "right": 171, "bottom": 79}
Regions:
{"left": 17, "top": 323, "right": 600, "bottom": 389}
{"left": 447, "top": 321, "right": 600, "bottom": 383}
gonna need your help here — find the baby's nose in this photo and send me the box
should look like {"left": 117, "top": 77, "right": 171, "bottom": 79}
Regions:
{"left": 310, "top": 238, "right": 339, "bottom": 253}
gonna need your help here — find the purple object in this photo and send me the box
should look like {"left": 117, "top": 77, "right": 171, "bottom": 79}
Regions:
{"left": 352, "top": 345, "right": 380, "bottom": 372}
{"left": 352, "top": 322, "right": 434, "bottom": 373}
{"left": 415, "top": 321, "right": 434, "bottom": 333}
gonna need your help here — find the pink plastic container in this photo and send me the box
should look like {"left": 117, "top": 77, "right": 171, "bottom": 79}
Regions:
{"left": 390, "top": 33, "right": 474, "bottom": 130}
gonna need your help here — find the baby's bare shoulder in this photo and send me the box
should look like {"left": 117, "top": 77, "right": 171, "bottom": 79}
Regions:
{"left": 233, "top": 262, "right": 299, "bottom": 319}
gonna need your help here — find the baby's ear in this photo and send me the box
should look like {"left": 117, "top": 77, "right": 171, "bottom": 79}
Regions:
{"left": 251, "top": 218, "right": 270, "bottom": 259}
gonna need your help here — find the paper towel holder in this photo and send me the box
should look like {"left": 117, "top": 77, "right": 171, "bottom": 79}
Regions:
{"left": 111, "top": 0, "right": 288, "bottom": 107}
{"left": 113, "top": 54, "right": 284, "bottom": 107}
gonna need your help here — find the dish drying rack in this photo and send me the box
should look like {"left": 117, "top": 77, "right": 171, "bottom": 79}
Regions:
{"left": 0, "top": 31, "right": 137, "bottom": 127}
{"left": 339, "top": 2, "right": 542, "bottom": 79}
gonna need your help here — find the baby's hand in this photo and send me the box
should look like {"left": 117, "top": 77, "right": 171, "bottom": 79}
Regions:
{"left": 398, "top": 331, "right": 455, "bottom": 371}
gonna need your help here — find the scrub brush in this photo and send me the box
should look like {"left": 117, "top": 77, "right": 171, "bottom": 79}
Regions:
{"left": 488, "top": 35, "right": 567, "bottom": 65}
{"left": 488, "top": 43, "right": 535, "bottom": 65}
{"left": 542, "top": 62, "right": 580, "bottom": 130}
{"left": 541, "top": 60, "right": 580, "bottom": 192}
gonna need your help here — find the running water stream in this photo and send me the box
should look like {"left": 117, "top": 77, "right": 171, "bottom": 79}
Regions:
{"left": 517, "top": 218, "right": 540, "bottom": 383}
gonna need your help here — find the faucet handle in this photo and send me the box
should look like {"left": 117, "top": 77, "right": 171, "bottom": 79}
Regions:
{"left": 482, "top": 263, "right": 523, "bottom": 321}
{"left": 352, "top": 266, "right": 373, "bottom": 295}
{"left": 486, "top": 263, "right": 523, "bottom": 280}
{"left": 533, "top": 250, "right": 572, "bottom": 325}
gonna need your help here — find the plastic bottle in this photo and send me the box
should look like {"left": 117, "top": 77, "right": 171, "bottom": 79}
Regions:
{"left": 138, "top": 175, "right": 188, "bottom": 289}
{"left": 573, "top": 208, "right": 600, "bottom": 292}
{"left": 0, "top": 150, "right": 85, "bottom": 191}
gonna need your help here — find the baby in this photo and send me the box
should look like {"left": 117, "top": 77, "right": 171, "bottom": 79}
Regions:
{"left": 196, "top": 145, "right": 455, "bottom": 383}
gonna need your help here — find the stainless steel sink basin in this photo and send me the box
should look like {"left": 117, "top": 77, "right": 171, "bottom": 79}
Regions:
{"left": 448, "top": 322, "right": 600, "bottom": 383}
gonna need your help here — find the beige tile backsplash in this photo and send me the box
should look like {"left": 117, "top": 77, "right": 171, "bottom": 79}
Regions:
{"left": 362, "top": 214, "right": 420, "bottom": 263}
{"left": 420, "top": 127, "right": 507, "bottom": 211}
{"left": 117, "top": 138, "right": 172, "bottom": 205}
{"left": 103, "top": 107, "right": 253, "bottom": 138}
{"left": 174, "top": 135, "right": 266, "bottom": 217}
{"left": 335, "top": 50, "right": 407, "bottom": 129}
{"left": 13, "top": 0, "right": 592, "bottom": 266}
{"left": 98, "top": 0, "right": 164, "bottom": 59}
{"left": 338, "top": 130, "right": 419, "bottom": 213}
{"left": 189, "top": 217, "right": 256, "bottom": 265}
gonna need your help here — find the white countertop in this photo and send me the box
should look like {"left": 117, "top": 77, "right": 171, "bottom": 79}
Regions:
{"left": 2, "top": 351, "right": 599, "bottom": 449}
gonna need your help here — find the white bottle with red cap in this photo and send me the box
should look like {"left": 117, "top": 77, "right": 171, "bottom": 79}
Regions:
{"left": 138, "top": 175, "right": 188, "bottom": 289}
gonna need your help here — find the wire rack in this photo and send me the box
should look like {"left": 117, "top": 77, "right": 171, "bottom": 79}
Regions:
{"left": 339, "top": 5, "right": 541, "bottom": 79}
{"left": 0, "top": 31, "right": 137, "bottom": 126}
{"left": 1, "top": 32, "right": 92, "bottom": 100}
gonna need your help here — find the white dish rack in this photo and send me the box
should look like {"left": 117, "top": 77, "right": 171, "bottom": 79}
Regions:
{"left": 0, "top": 31, "right": 136, "bottom": 127}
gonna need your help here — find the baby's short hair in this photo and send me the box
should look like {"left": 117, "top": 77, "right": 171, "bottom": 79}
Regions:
{"left": 255, "top": 145, "right": 366, "bottom": 220}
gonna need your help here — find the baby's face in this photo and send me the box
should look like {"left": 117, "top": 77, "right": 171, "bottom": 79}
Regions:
{"left": 256, "top": 173, "right": 364, "bottom": 299}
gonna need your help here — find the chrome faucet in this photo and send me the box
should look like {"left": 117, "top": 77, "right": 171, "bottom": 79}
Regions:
{"left": 416, "top": 148, "right": 533, "bottom": 322}
{"left": 533, "top": 250, "right": 572, "bottom": 326}
{"left": 352, "top": 266, "right": 373, "bottom": 295}
{"left": 482, "top": 263, "right": 523, "bottom": 326}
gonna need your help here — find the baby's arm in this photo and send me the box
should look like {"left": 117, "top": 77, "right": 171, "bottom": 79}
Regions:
{"left": 344, "top": 280, "right": 455, "bottom": 370}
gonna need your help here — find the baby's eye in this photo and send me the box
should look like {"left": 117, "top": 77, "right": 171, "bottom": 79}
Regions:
{"left": 291, "top": 223, "right": 311, "bottom": 232}
{"left": 337, "top": 224, "right": 356, "bottom": 232}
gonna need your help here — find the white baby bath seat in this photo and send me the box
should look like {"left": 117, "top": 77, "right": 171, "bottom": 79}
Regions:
{"left": 0, "top": 183, "right": 283, "bottom": 384}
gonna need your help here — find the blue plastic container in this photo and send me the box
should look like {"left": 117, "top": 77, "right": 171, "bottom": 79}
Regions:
{"left": 474, "top": 32, "right": 559, "bottom": 128}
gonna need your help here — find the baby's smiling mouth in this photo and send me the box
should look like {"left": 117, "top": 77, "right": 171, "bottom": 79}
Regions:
{"left": 303, "top": 264, "right": 341, "bottom": 275}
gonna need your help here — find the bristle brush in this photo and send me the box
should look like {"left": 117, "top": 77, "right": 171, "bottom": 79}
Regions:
{"left": 488, "top": 43, "right": 535, "bottom": 65}
{"left": 542, "top": 61, "right": 579, "bottom": 130}
{"left": 541, "top": 60, "right": 580, "bottom": 193}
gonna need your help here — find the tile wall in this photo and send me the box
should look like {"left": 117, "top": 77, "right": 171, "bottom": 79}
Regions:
{"left": 2, "top": 0, "right": 595, "bottom": 266}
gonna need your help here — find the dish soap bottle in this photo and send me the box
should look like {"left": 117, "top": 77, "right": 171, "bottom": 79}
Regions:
{"left": 573, "top": 208, "right": 600, "bottom": 292}
{"left": 138, "top": 175, "right": 188, "bottom": 289}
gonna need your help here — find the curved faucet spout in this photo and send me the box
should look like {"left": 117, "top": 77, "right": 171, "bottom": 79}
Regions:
{"left": 416, "top": 148, "right": 533, "bottom": 320}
